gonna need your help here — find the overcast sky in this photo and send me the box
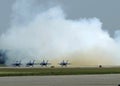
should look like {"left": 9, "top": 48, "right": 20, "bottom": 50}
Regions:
{"left": 0, "top": 0, "right": 120, "bottom": 36}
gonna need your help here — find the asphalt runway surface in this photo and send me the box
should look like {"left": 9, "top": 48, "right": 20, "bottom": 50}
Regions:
{"left": 0, "top": 74, "right": 120, "bottom": 86}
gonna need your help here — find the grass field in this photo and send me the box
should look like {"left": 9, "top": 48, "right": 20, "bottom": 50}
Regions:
{"left": 0, "top": 67, "right": 120, "bottom": 76}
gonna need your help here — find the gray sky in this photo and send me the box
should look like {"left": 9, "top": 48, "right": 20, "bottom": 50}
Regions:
{"left": 0, "top": 0, "right": 120, "bottom": 36}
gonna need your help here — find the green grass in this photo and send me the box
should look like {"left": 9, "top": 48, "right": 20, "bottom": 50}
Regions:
{"left": 0, "top": 67, "right": 120, "bottom": 76}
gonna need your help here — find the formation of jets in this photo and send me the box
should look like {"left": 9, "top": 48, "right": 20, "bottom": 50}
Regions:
{"left": 12, "top": 60, "right": 22, "bottom": 67}
{"left": 26, "top": 60, "right": 35, "bottom": 67}
{"left": 40, "top": 60, "right": 51, "bottom": 67}
{"left": 59, "top": 60, "right": 70, "bottom": 67}
{"left": 12, "top": 60, "right": 70, "bottom": 67}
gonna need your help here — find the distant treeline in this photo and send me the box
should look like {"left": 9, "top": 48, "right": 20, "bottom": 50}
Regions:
{"left": 0, "top": 50, "right": 7, "bottom": 64}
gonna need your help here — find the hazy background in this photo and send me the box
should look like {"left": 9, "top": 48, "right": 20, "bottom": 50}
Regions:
{"left": 0, "top": 0, "right": 120, "bottom": 36}
{"left": 0, "top": 0, "right": 120, "bottom": 66}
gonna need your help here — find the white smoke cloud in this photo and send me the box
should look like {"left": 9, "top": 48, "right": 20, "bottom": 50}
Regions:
{"left": 0, "top": 0, "right": 120, "bottom": 66}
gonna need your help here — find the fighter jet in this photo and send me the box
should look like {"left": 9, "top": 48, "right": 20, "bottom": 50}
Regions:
{"left": 59, "top": 60, "right": 70, "bottom": 67}
{"left": 12, "top": 60, "right": 22, "bottom": 67}
{"left": 26, "top": 60, "right": 35, "bottom": 67}
{"left": 40, "top": 60, "right": 51, "bottom": 67}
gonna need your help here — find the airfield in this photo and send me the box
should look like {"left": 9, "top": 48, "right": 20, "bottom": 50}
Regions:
{"left": 0, "top": 67, "right": 120, "bottom": 86}
{"left": 0, "top": 74, "right": 120, "bottom": 86}
{"left": 1, "top": 67, "right": 120, "bottom": 76}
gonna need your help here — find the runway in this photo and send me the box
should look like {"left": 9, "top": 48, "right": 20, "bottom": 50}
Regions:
{"left": 0, "top": 74, "right": 120, "bottom": 86}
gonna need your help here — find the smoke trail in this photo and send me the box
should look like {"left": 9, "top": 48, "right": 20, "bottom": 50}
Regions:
{"left": 0, "top": 0, "right": 120, "bottom": 66}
